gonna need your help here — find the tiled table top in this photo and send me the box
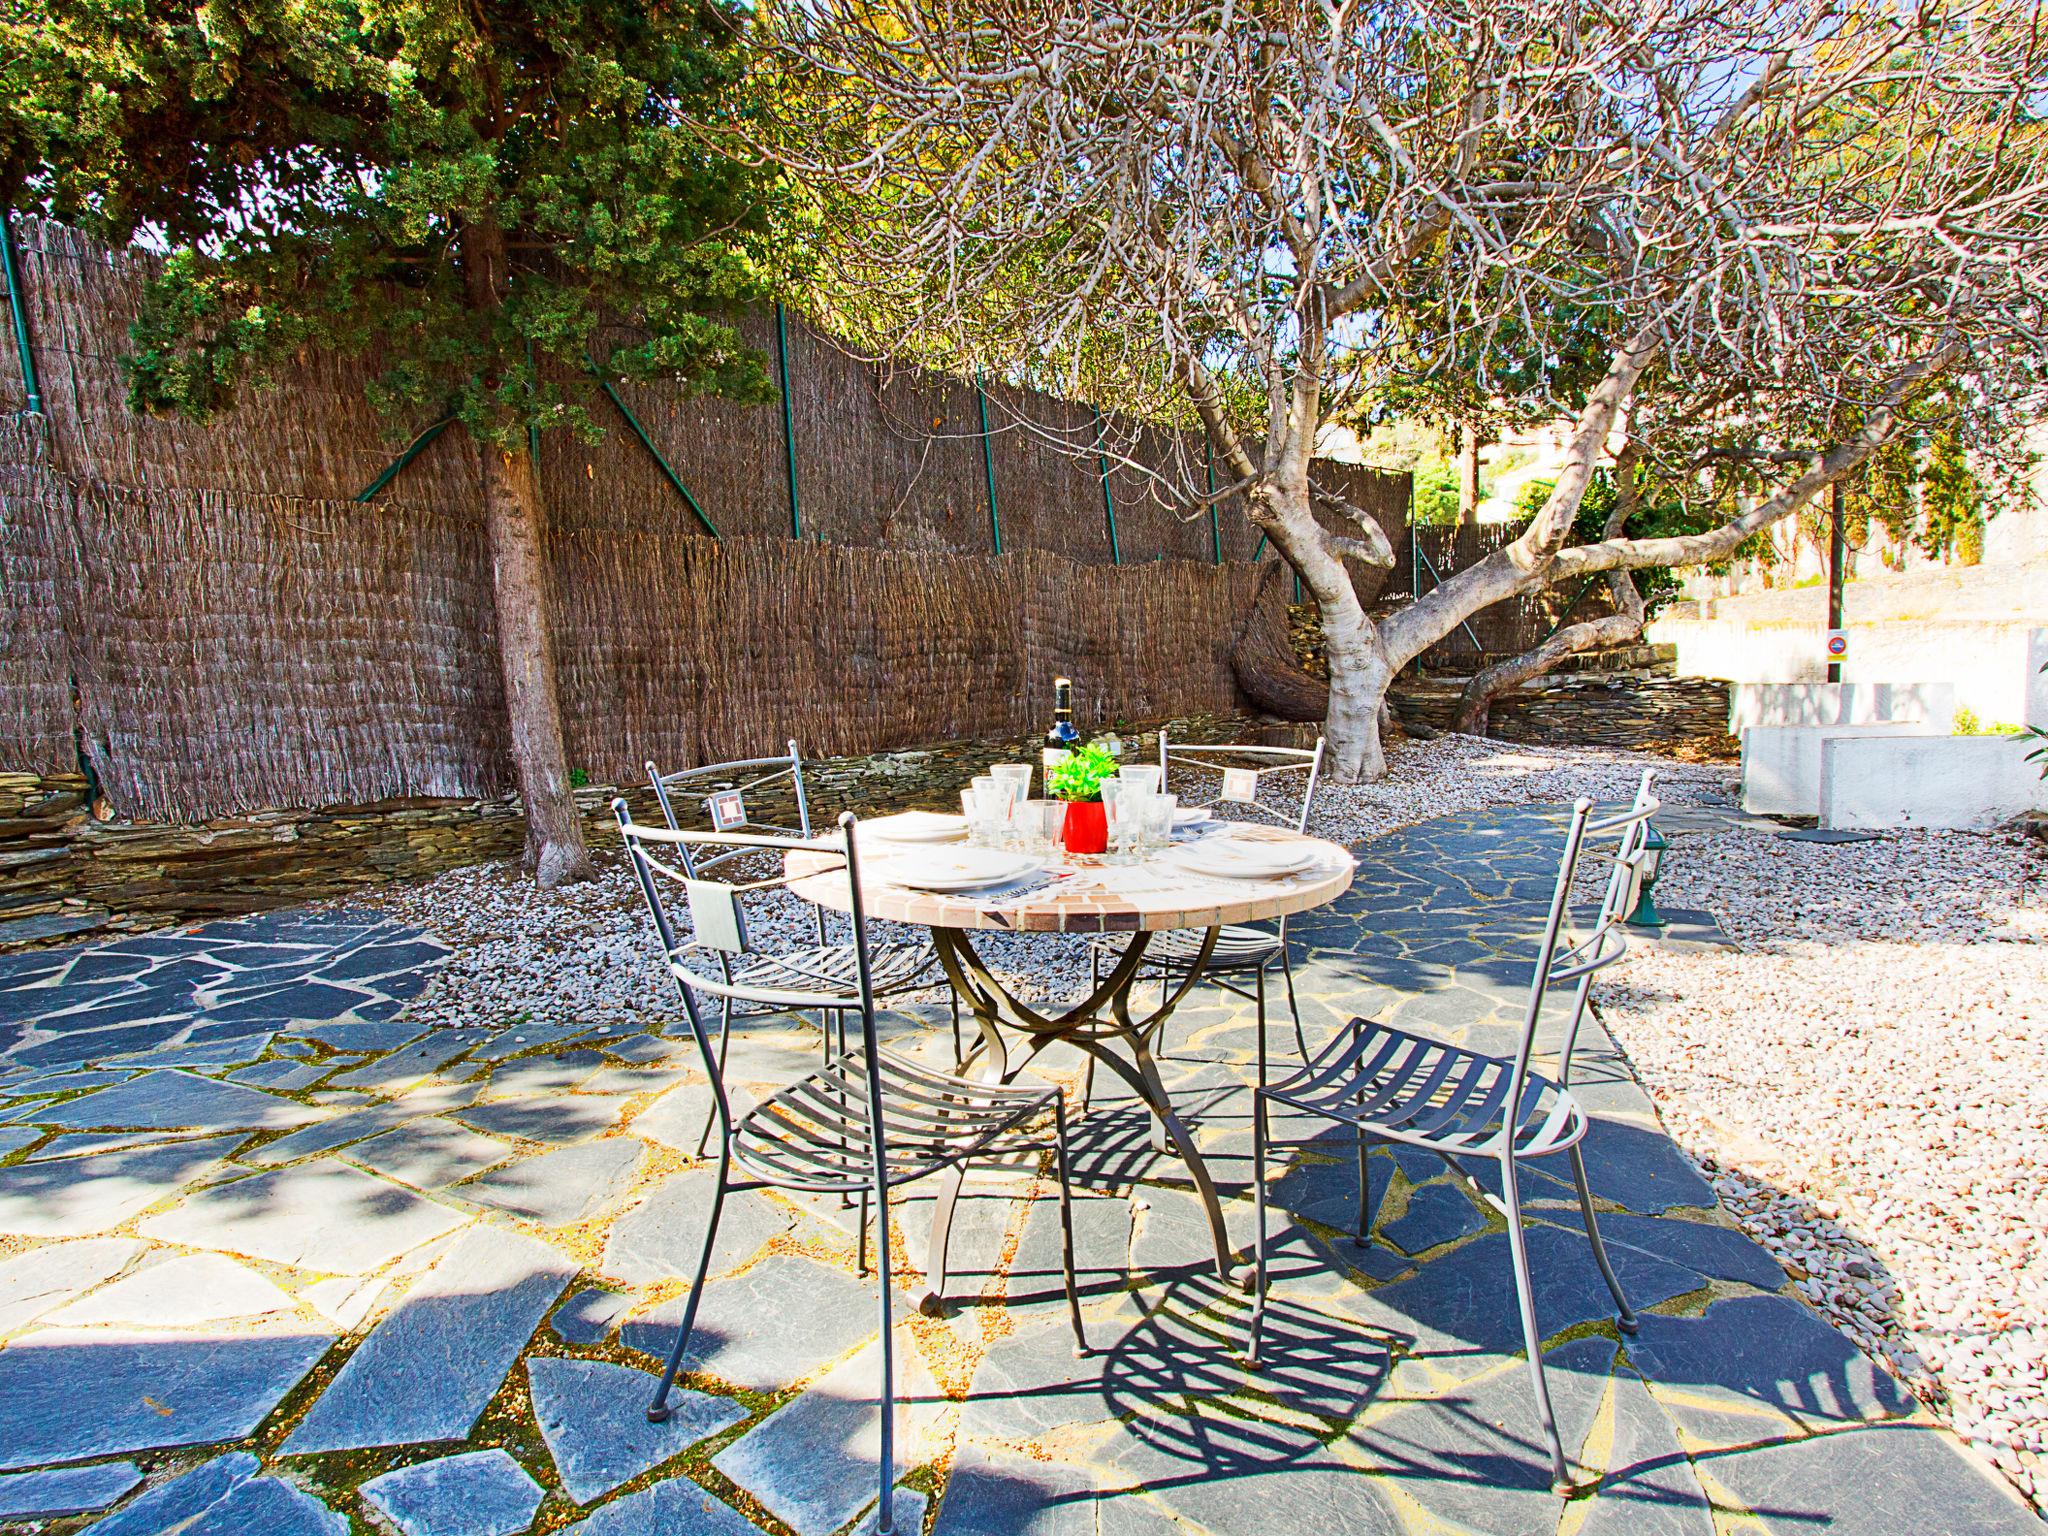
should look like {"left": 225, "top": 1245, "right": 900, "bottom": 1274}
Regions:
{"left": 790, "top": 820, "right": 1357, "bottom": 933}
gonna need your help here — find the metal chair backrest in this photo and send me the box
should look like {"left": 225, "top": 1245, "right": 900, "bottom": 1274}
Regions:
{"left": 648, "top": 742, "right": 825, "bottom": 941}
{"left": 1159, "top": 731, "right": 1326, "bottom": 834}
{"left": 1507, "top": 772, "right": 1660, "bottom": 1108}
{"left": 615, "top": 801, "right": 884, "bottom": 1142}
{"left": 646, "top": 741, "right": 816, "bottom": 875}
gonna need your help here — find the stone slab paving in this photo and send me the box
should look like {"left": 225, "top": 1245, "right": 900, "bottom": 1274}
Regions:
{"left": 528, "top": 1357, "right": 745, "bottom": 1504}
{"left": 283, "top": 1224, "right": 573, "bottom": 1454}
{"left": 0, "top": 824, "right": 2032, "bottom": 1535}
{"left": 0, "top": 1463, "right": 141, "bottom": 1519}
{"left": 358, "top": 1449, "right": 546, "bottom": 1536}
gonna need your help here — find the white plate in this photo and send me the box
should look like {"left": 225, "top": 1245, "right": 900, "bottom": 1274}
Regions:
{"left": 1172, "top": 808, "right": 1212, "bottom": 828}
{"left": 880, "top": 849, "right": 1043, "bottom": 892}
{"left": 1166, "top": 842, "right": 1315, "bottom": 880}
{"left": 868, "top": 811, "right": 968, "bottom": 844}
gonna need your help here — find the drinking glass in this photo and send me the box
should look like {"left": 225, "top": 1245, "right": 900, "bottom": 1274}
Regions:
{"left": 1036, "top": 798, "right": 1066, "bottom": 855}
{"left": 1142, "top": 792, "right": 1177, "bottom": 853}
{"left": 961, "top": 785, "right": 991, "bottom": 848}
{"left": 992, "top": 763, "right": 1034, "bottom": 801}
{"left": 1103, "top": 783, "right": 1141, "bottom": 865}
{"left": 1117, "top": 765, "right": 1161, "bottom": 795}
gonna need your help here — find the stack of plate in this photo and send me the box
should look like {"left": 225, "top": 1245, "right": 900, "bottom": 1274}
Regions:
{"left": 1164, "top": 838, "right": 1315, "bottom": 881}
{"left": 877, "top": 848, "right": 1043, "bottom": 892}
{"left": 868, "top": 811, "right": 967, "bottom": 844}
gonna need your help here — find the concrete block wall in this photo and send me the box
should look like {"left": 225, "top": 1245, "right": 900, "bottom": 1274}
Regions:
{"left": 1741, "top": 722, "right": 1941, "bottom": 816}
{"left": 1728, "top": 682, "right": 1955, "bottom": 733}
{"left": 1651, "top": 617, "right": 2041, "bottom": 725}
{"left": 1820, "top": 735, "right": 2048, "bottom": 831}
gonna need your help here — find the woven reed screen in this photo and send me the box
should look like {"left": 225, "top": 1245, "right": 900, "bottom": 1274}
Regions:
{"left": 0, "top": 215, "right": 1384, "bottom": 820}
{"left": 0, "top": 418, "right": 79, "bottom": 773}
{"left": 0, "top": 216, "right": 1404, "bottom": 564}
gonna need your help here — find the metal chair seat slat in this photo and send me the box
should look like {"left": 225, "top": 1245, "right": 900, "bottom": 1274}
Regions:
{"left": 1250, "top": 779, "right": 1664, "bottom": 1499}
{"left": 1089, "top": 924, "right": 1283, "bottom": 970}
{"left": 776, "top": 1068, "right": 991, "bottom": 1140}
{"left": 1262, "top": 1021, "right": 1588, "bottom": 1158}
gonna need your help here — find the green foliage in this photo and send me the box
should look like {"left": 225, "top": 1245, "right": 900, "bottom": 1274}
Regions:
{"left": 1919, "top": 428, "right": 1985, "bottom": 565}
{"left": 24, "top": 0, "right": 785, "bottom": 449}
{"left": 1411, "top": 457, "right": 1462, "bottom": 525}
{"left": 1953, "top": 707, "right": 2024, "bottom": 737}
{"left": 1514, "top": 477, "right": 1555, "bottom": 521}
{"left": 1046, "top": 741, "right": 1120, "bottom": 802}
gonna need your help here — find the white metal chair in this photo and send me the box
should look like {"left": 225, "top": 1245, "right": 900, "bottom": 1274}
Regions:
{"left": 648, "top": 745, "right": 959, "bottom": 1142}
{"left": 615, "top": 804, "right": 1089, "bottom": 1536}
{"left": 1248, "top": 772, "right": 1660, "bottom": 1495}
{"left": 1085, "top": 732, "right": 1326, "bottom": 1070}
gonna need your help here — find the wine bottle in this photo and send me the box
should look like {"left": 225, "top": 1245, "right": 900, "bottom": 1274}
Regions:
{"left": 1043, "top": 676, "right": 1080, "bottom": 769}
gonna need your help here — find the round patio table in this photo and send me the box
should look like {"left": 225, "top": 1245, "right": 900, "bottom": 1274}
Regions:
{"left": 788, "top": 819, "right": 1355, "bottom": 1304}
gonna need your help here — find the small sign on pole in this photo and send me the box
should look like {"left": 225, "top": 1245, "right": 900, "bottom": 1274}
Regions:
{"left": 1824, "top": 629, "right": 1849, "bottom": 662}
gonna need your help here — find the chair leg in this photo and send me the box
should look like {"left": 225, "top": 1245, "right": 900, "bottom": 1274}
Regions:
{"left": 648, "top": 1149, "right": 730, "bottom": 1421}
{"left": 695, "top": 996, "right": 734, "bottom": 1160}
{"left": 1247, "top": 1091, "right": 1271, "bottom": 1365}
{"left": 857, "top": 1184, "right": 872, "bottom": 1277}
{"left": 1279, "top": 948, "right": 1308, "bottom": 1064}
{"left": 1569, "top": 1143, "right": 1638, "bottom": 1334}
{"left": 1254, "top": 965, "right": 1268, "bottom": 1088}
{"left": 1354, "top": 1131, "right": 1373, "bottom": 1248}
{"left": 948, "top": 989, "right": 963, "bottom": 1066}
{"left": 1500, "top": 1152, "right": 1573, "bottom": 1494}
{"left": 872, "top": 1173, "right": 897, "bottom": 1535}
{"left": 1052, "top": 1101, "right": 1091, "bottom": 1356}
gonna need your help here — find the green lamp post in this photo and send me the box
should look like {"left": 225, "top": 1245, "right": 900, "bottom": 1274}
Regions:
{"left": 1624, "top": 823, "right": 1670, "bottom": 928}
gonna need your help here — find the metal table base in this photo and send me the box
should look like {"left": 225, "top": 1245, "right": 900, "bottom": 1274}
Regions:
{"left": 912, "top": 924, "right": 1234, "bottom": 1311}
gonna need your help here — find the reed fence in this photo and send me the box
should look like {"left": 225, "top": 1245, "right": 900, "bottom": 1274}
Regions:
{"left": 0, "top": 217, "right": 1340, "bottom": 821}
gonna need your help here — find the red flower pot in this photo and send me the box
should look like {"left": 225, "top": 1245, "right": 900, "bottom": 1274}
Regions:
{"left": 1061, "top": 799, "right": 1108, "bottom": 856}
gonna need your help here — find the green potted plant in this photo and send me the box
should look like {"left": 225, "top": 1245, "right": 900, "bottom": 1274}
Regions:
{"left": 1046, "top": 740, "right": 1120, "bottom": 854}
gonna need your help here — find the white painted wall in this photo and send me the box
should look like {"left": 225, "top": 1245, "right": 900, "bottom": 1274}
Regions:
{"left": 1651, "top": 618, "right": 2043, "bottom": 725}
{"left": 1728, "top": 682, "right": 1956, "bottom": 733}
{"left": 2029, "top": 630, "right": 2048, "bottom": 730}
{"left": 1741, "top": 722, "right": 1942, "bottom": 816}
{"left": 1821, "top": 735, "right": 2048, "bottom": 831}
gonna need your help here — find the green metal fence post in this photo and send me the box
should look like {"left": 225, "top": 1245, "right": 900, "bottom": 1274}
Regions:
{"left": 1, "top": 213, "right": 43, "bottom": 416}
{"left": 356, "top": 415, "right": 456, "bottom": 502}
{"left": 776, "top": 303, "right": 802, "bottom": 538}
{"left": 975, "top": 375, "right": 1002, "bottom": 554}
{"left": 1206, "top": 440, "right": 1221, "bottom": 565}
{"left": 1093, "top": 409, "right": 1121, "bottom": 564}
{"left": 594, "top": 374, "right": 721, "bottom": 539}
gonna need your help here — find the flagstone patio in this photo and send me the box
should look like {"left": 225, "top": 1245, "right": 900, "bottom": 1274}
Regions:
{"left": 0, "top": 806, "right": 2033, "bottom": 1534}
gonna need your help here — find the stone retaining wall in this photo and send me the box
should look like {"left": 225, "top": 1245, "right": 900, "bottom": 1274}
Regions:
{"left": 1391, "top": 674, "right": 1738, "bottom": 759}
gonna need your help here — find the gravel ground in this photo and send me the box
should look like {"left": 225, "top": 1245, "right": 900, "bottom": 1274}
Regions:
{"left": 1601, "top": 819, "right": 2048, "bottom": 1507}
{"left": 365, "top": 731, "right": 2048, "bottom": 1508}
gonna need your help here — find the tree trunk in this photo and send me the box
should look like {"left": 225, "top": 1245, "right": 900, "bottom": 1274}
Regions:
{"left": 1448, "top": 608, "right": 1644, "bottom": 735}
{"left": 479, "top": 438, "right": 597, "bottom": 885}
{"left": 1451, "top": 440, "right": 1647, "bottom": 736}
{"left": 481, "top": 438, "right": 598, "bottom": 884}
{"left": 1251, "top": 477, "right": 1394, "bottom": 783}
{"left": 462, "top": 212, "right": 595, "bottom": 888}
{"left": 1457, "top": 422, "right": 1482, "bottom": 527}
{"left": 1323, "top": 599, "right": 1394, "bottom": 779}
